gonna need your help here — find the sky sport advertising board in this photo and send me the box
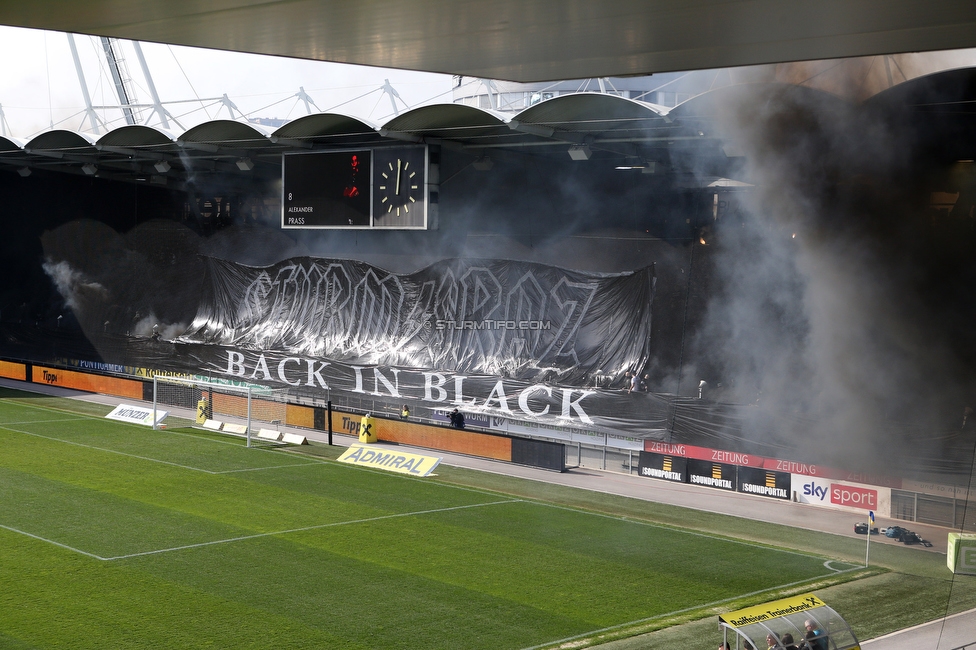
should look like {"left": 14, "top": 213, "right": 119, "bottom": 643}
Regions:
{"left": 794, "top": 475, "right": 890, "bottom": 514}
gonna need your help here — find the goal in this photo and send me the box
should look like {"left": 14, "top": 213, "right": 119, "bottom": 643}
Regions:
{"left": 152, "top": 376, "right": 290, "bottom": 447}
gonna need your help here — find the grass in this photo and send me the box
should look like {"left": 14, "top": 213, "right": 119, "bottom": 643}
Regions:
{"left": 0, "top": 386, "right": 972, "bottom": 648}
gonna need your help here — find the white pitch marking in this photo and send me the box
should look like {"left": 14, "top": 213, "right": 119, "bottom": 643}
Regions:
{"left": 0, "top": 523, "right": 107, "bottom": 561}
{"left": 518, "top": 567, "right": 863, "bottom": 650}
{"left": 0, "top": 424, "right": 219, "bottom": 474}
{"left": 215, "top": 463, "right": 321, "bottom": 474}
{"left": 1, "top": 411, "right": 321, "bottom": 473}
{"left": 0, "top": 499, "right": 521, "bottom": 562}
{"left": 0, "top": 417, "right": 89, "bottom": 426}
{"left": 535, "top": 500, "right": 829, "bottom": 563}
{"left": 102, "top": 499, "right": 521, "bottom": 561}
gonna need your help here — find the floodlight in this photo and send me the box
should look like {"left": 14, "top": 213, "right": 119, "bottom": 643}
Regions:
{"left": 236, "top": 157, "right": 254, "bottom": 171}
{"left": 153, "top": 160, "right": 171, "bottom": 173}
{"left": 472, "top": 156, "right": 493, "bottom": 171}
{"left": 16, "top": 167, "right": 30, "bottom": 177}
{"left": 568, "top": 144, "right": 591, "bottom": 161}
{"left": 81, "top": 163, "right": 97, "bottom": 175}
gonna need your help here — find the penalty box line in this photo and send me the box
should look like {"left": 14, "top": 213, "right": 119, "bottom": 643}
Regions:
{"left": 0, "top": 499, "right": 521, "bottom": 562}
{"left": 0, "top": 523, "right": 109, "bottom": 561}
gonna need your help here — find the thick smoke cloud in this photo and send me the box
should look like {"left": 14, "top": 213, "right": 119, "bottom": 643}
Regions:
{"left": 697, "top": 83, "right": 974, "bottom": 467}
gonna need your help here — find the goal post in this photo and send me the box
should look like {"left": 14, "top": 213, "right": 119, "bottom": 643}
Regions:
{"left": 152, "top": 376, "right": 289, "bottom": 447}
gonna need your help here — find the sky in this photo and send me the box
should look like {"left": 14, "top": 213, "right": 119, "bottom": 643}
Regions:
{"left": 0, "top": 25, "right": 456, "bottom": 139}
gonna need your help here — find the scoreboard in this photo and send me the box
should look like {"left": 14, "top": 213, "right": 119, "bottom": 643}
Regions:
{"left": 282, "top": 146, "right": 428, "bottom": 229}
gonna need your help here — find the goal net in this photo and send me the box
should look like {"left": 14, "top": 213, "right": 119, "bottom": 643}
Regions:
{"left": 152, "top": 376, "right": 290, "bottom": 447}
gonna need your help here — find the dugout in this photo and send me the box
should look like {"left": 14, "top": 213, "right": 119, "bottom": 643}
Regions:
{"left": 719, "top": 593, "right": 860, "bottom": 650}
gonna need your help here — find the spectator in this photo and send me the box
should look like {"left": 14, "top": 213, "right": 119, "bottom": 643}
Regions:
{"left": 449, "top": 408, "right": 465, "bottom": 429}
{"left": 629, "top": 371, "right": 639, "bottom": 393}
{"left": 780, "top": 632, "right": 798, "bottom": 650}
{"left": 640, "top": 373, "right": 649, "bottom": 392}
{"left": 400, "top": 404, "right": 410, "bottom": 419}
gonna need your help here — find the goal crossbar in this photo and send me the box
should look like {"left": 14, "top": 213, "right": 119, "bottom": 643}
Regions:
{"left": 152, "top": 376, "right": 289, "bottom": 447}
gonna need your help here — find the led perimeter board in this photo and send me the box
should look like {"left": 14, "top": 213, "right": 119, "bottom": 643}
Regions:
{"left": 282, "top": 146, "right": 428, "bottom": 229}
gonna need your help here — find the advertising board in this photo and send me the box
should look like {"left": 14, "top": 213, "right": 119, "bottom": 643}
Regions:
{"left": 638, "top": 452, "right": 688, "bottom": 483}
{"left": 737, "top": 466, "right": 790, "bottom": 499}
{"left": 686, "top": 458, "right": 736, "bottom": 491}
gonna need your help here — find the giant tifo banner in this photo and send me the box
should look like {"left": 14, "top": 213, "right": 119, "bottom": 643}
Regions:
{"left": 124, "top": 257, "right": 669, "bottom": 435}
{"left": 184, "top": 257, "right": 657, "bottom": 385}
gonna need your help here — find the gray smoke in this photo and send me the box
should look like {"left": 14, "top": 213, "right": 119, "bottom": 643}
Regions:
{"left": 41, "top": 260, "right": 109, "bottom": 312}
{"left": 697, "top": 82, "right": 968, "bottom": 467}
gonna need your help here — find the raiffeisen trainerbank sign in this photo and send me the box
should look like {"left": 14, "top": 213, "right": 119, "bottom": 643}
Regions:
{"left": 337, "top": 444, "right": 441, "bottom": 477}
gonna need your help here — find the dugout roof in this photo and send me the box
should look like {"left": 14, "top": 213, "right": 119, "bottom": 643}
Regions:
{"left": 719, "top": 593, "right": 859, "bottom": 650}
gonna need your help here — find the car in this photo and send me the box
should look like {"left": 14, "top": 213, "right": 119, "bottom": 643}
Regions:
{"left": 854, "top": 522, "right": 879, "bottom": 535}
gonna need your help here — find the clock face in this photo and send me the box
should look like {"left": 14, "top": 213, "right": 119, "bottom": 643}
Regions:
{"left": 373, "top": 146, "right": 426, "bottom": 227}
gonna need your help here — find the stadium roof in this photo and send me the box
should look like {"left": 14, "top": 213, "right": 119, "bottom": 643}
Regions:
{"left": 1, "top": 2, "right": 976, "bottom": 82}
{"left": 5, "top": 66, "right": 976, "bottom": 189}
{"left": 0, "top": 94, "right": 685, "bottom": 188}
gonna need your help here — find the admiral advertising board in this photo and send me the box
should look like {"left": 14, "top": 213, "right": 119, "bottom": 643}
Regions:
{"left": 736, "top": 466, "right": 791, "bottom": 500}
{"left": 687, "top": 458, "right": 736, "bottom": 491}
{"left": 638, "top": 451, "right": 688, "bottom": 483}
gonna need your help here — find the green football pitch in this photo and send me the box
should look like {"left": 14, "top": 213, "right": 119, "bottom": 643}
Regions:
{"left": 0, "top": 387, "right": 866, "bottom": 649}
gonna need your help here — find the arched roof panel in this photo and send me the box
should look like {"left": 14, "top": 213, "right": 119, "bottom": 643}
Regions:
{"left": 0, "top": 136, "right": 24, "bottom": 153}
{"left": 96, "top": 125, "right": 179, "bottom": 148}
{"left": 865, "top": 66, "right": 976, "bottom": 110}
{"left": 25, "top": 130, "right": 98, "bottom": 152}
{"left": 272, "top": 113, "right": 377, "bottom": 139}
{"left": 383, "top": 104, "right": 508, "bottom": 133}
{"left": 380, "top": 104, "right": 515, "bottom": 147}
{"left": 179, "top": 119, "right": 274, "bottom": 147}
{"left": 513, "top": 93, "right": 667, "bottom": 133}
